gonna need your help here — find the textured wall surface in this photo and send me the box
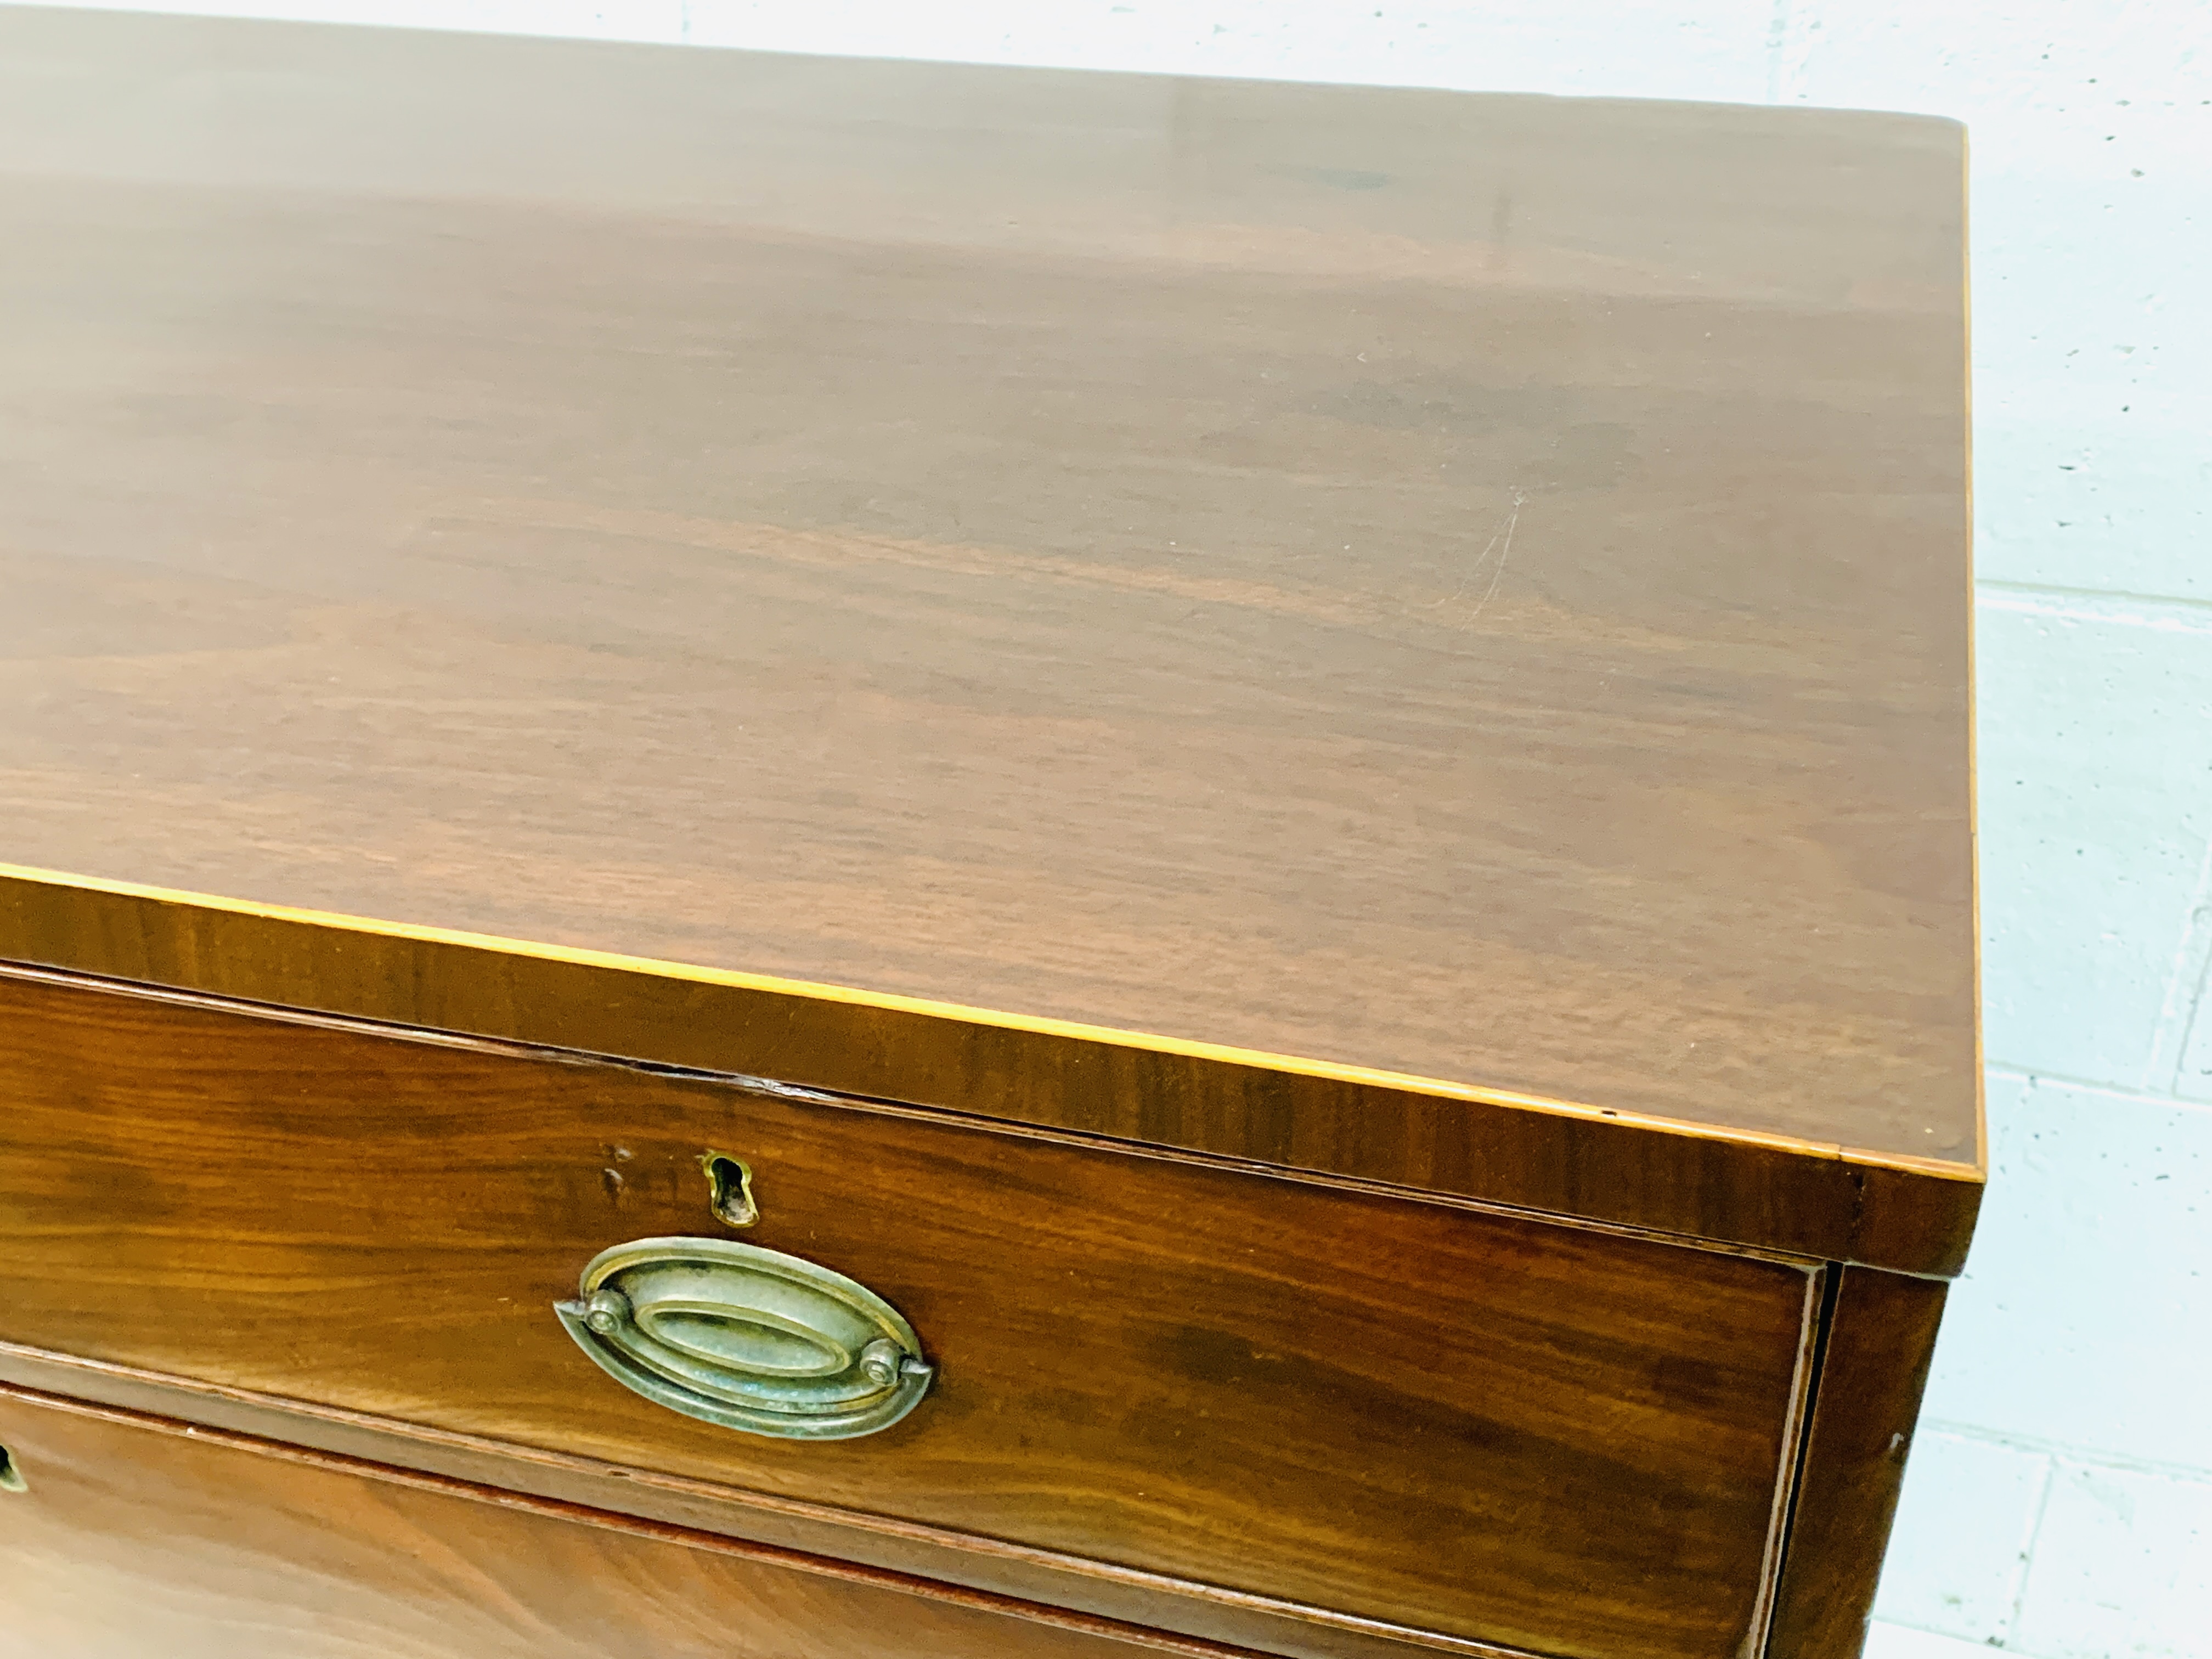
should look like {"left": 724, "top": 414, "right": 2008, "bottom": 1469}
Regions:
{"left": 18, "top": 4, "right": 2212, "bottom": 1655}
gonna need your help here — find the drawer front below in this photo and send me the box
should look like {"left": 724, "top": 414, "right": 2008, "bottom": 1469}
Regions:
{"left": 0, "top": 1384, "right": 1218, "bottom": 1659}
{"left": 0, "top": 968, "right": 1820, "bottom": 1659}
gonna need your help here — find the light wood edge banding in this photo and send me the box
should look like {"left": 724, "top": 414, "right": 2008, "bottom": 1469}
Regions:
{"left": 0, "top": 957, "right": 1827, "bottom": 1272}
{"left": 0, "top": 863, "right": 1983, "bottom": 1273}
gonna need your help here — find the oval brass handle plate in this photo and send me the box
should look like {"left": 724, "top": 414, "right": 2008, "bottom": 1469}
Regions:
{"left": 555, "top": 1236, "right": 933, "bottom": 1440}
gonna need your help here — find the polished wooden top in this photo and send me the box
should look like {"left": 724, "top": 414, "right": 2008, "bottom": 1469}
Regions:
{"left": 0, "top": 12, "right": 1975, "bottom": 1176}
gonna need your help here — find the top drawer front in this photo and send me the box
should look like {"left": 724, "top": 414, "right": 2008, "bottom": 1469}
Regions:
{"left": 0, "top": 968, "right": 1817, "bottom": 1659}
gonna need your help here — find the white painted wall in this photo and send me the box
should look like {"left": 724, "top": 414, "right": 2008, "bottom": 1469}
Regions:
{"left": 21, "top": 4, "right": 2211, "bottom": 1655}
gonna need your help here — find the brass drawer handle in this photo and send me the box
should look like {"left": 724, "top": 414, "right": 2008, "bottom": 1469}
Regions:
{"left": 555, "top": 1236, "right": 933, "bottom": 1440}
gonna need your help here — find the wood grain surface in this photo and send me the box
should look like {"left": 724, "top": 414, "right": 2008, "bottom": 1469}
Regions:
{"left": 0, "top": 1383, "right": 1261, "bottom": 1659}
{"left": 0, "top": 965, "right": 1822, "bottom": 1659}
{"left": 0, "top": 7, "right": 1977, "bottom": 1172}
{"left": 1765, "top": 1268, "right": 1952, "bottom": 1659}
{"left": 0, "top": 869, "right": 1981, "bottom": 1274}
{"left": 0, "top": 1343, "right": 1483, "bottom": 1659}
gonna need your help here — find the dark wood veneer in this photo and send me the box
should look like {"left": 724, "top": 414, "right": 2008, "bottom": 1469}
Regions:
{"left": 0, "top": 5, "right": 1976, "bottom": 1201}
{"left": 0, "top": 1384, "right": 1260, "bottom": 1659}
{"left": 0, "top": 964, "right": 1818, "bottom": 1659}
{"left": 1767, "top": 1269, "right": 1953, "bottom": 1658}
{"left": 0, "top": 14, "right": 1977, "bottom": 1658}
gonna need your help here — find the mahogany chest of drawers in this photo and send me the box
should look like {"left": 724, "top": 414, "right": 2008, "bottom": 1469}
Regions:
{"left": 0, "top": 10, "right": 1976, "bottom": 1659}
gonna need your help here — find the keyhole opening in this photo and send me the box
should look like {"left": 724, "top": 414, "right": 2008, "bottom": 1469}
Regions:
{"left": 0, "top": 1445, "right": 26, "bottom": 1493}
{"left": 702, "top": 1153, "right": 759, "bottom": 1228}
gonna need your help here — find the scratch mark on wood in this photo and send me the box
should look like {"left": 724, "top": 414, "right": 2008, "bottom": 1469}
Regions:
{"left": 1465, "top": 492, "right": 1525, "bottom": 625}
{"left": 1427, "top": 491, "right": 1525, "bottom": 628}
